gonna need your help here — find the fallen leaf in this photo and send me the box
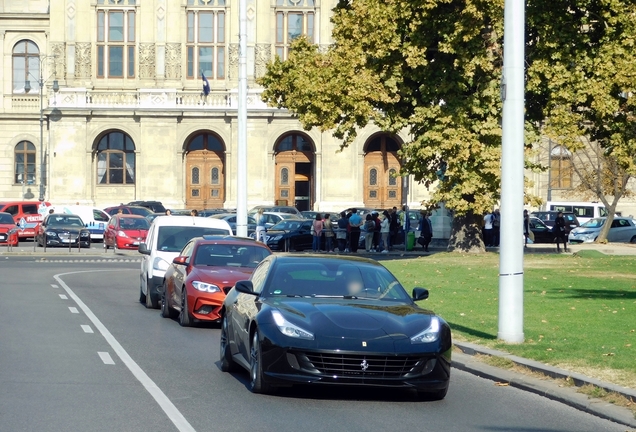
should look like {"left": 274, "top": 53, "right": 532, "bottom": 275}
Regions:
{"left": 602, "top": 353, "right": 615, "bottom": 356}
{"left": 570, "top": 307, "right": 576, "bottom": 310}
{"left": 495, "top": 382, "right": 509, "bottom": 386}
{"left": 625, "top": 344, "right": 632, "bottom": 347}
{"left": 541, "top": 319, "right": 547, "bottom": 323}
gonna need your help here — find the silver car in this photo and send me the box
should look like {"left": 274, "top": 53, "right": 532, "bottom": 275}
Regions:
{"left": 568, "top": 217, "right": 636, "bottom": 244}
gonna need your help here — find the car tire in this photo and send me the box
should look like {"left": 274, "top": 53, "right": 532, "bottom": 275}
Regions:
{"left": 219, "top": 314, "right": 239, "bottom": 372}
{"left": 139, "top": 280, "right": 146, "bottom": 304}
{"left": 178, "top": 288, "right": 192, "bottom": 327}
{"left": 160, "top": 281, "right": 176, "bottom": 319}
{"left": 144, "top": 277, "right": 159, "bottom": 309}
{"left": 630, "top": 235, "right": 636, "bottom": 244}
{"left": 249, "top": 330, "right": 274, "bottom": 394}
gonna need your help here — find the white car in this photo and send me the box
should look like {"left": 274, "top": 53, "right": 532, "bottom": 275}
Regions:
{"left": 54, "top": 205, "right": 110, "bottom": 240}
{"left": 138, "top": 215, "right": 232, "bottom": 309}
{"left": 568, "top": 217, "right": 636, "bottom": 244}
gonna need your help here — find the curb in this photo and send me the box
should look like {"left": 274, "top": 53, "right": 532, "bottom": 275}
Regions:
{"left": 453, "top": 341, "right": 636, "bottom": 428}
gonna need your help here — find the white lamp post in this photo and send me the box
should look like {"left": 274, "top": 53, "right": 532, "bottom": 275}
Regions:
{"left": 24, "top": 57, "right": 59, "bottom": 202}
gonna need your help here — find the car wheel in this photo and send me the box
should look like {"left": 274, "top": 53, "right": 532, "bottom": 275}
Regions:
{"left": 178, "top": 288, "right": 192, "bottom": 327}
{"left": 249, "top": 330, "right": 274, "bottom": 394}
{"left": 630, "top": 236, "right": 636, "bottom": 244}
{"left": 219, "top": 314, "right": 239, "bottom": 372}
{"left": 145, "top": 277, "right": 159, "bottom": 309}
{"left": 139, "top": 279, "right": 146, "bottom": 304}
{"left": 160, "top": 281, "right": 176, "bottom": 319}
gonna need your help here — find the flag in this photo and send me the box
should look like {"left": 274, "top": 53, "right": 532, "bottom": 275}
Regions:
{"left": 202, "top": 73, "right": 210, "bottom": 96}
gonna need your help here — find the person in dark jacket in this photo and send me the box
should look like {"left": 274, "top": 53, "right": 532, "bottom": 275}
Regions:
{"left": 554, "top": 211, "right": 568, "bottom": 253}
{"left": 417, "top": 211, "right": 433, "bottom": 252}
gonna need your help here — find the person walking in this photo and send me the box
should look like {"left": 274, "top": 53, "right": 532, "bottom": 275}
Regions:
{"left": 323, "top": 213, "right": 335, "bottom": 252}
{"left": 255, "top": 208, "right": 267, "bottom": 243}
{"left": 417, "top": 211, "right": 433, "bottom": 252}
{"left": 554, "top": 211, "right": 568, "bottom": 253}
{"left": 523, "top": 209, "right": 530, "bottom": 248}
{"left": 336, "top": 212, "right": 348, "bottom": 252}
{"left": 380, "top": 210, "right": 390, "bottom": 253}
{"left": 348, "top": 208, "right": 362, "bottom": 253}
{"left": 311, "top": 213, "right": 323, "bottom": 252}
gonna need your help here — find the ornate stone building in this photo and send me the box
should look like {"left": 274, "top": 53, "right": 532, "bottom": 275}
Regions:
{"left": 1, "top": 0, "right": 435, "bottom": 219}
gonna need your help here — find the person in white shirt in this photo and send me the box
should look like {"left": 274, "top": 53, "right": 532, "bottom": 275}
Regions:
{"left": 483, "top": 212, "right": 494, "bottom": 247}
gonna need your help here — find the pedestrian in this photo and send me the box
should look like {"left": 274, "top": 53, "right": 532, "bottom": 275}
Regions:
{"left": 190, "top": 209, "right": 198, "bottom": 217}
{"left": 165, "top": 209, "right": 172, "bottom": 216}
{"left": 417, "top": 211, "right": 433, "bottom": 252}
{"left": 255, "top": 208, "right": 267, "bottom": 243}
{"left": 117, "top": 208, "right": 124, "bottom": 215}
{"left": 348, "top": 208, "right": 362, "bottom": 253}
{"left": 389, "top": 207, "right": 399, "bottom": 249}
{"left": 336, "top": 211, "right": 348, "bottom": 252}
{"left": 554, "top": 211, "right": 568, "bottom": 253}
{"left": 323, "top": 213, "right": 335, "bottom": 252}
{"left": 380, "top": 210, "right": 390, "bottom": 253}
{"left": 523, "top": 209, "right": 530, "bottom": 248}
{"left": 371, "top": 211, "right": 381, "bottom": 251}
{"left": 364, "top": 214, "right": 375, "bottom": 252}
{"left": 492, "top": 208, "right": 501, "bottom": 247}
{"left": 483, "top": 211, "right": 494, "bottom": 247}
{"left": 311, "top": 213, "right": 323, "bottom": 252}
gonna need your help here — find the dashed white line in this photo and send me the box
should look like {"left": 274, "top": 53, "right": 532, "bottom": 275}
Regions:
{"left": 68, "top": 307, "right": 79, "bottom": 314}
{"left": 54, "top": 271, "right": 196, "bottom": 432}
{"left": 59, "top": 294, "right": 68, "bottom": 300}
{"left": 81, "top": 325, "right": 94, "bottom": 334}
{"left": 51, "top": 284, "right": 59, "bottom": 288}
{"left": 98, "top": 352, "right": 115, "bottom": 365}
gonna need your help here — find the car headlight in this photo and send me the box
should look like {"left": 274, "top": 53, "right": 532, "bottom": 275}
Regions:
{"left": 46, "top": 231, "right": 57, "bottom": 237}
{"left": 271, "top": 310, "right": 314, "bottom": 340}
{"left": 80, "top": 232, "right": 90, "bottom": 237}
{"left": 411, "top": 317, "right": 440, "bottom": 344}
{"left": 191, "top": 281, "right": 221, "bottom": 293}
{"left": 270, "top": 235, "right": 282, "bottom": 241}
{"left": 117, "top": 230, "right": 129, "bottom": 238}
{"left": 152, "top": 257, "right": 170, "bottom": 271}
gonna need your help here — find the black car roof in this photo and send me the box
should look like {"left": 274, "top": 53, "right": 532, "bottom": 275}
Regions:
{"left": 269, "top": 253, "right": 384, "bottom": 267}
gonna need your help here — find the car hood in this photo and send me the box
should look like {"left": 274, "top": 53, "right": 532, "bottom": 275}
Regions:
{"left": 0, "top": 223, "right": 16, "bottom": 232}
{"left": 266, "top": 299, "right": 436, "bottom": 341}
{"left": 191, "top": 266, "right": 254, "bottom": 286}
{"left": 570, "top": 226, "right": 600, "bottom": 234}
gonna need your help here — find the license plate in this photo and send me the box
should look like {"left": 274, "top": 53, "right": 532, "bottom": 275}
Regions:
{"left": 0, "top": 234, "right": 6, "bottom": 241}
{"left": 133, "top": 241, "right": 139, "bottom": 246}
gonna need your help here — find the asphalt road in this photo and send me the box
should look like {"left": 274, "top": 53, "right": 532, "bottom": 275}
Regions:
{"left": 0, "top": 258, "right": 629, "bottom": 432}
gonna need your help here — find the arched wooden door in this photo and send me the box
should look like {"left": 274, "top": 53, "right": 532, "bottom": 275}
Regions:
{"left": 185, "top": 133, "right": 225, "bottom": 209}
{"left": 274, "top": 134, "right": 314, "bottom": 212}
{"left": 364, "top": 135, "right": 402, "bottom": 209}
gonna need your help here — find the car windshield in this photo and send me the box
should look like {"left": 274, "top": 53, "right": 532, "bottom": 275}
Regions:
{"left": 270, "top": 220, "right": 305, "bottom": 231}
{"left": 0, "top": 213, "right": 14, "bottom": 224}
{"left": 48, "top": 216, "right": 85, "bottom": 227}
{"left": 193, "top": 244, "right": 270, "bottom": 268}
{"left": 120, "top": 218, "right": 150, "bottom": 229}
{"left": 580, "top": 218, "right": 605, "bottom": 228}
{"left": 265, "top": 261, "right": 410, "bottom": 301}
{"left": 157, "top": 226, "right": 231, "bottom": 252}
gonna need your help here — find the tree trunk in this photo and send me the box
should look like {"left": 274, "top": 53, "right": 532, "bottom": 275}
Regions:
{"left": 595, "top": 198, "right": 620, "bottom": 243}
{"left": 447, "top": 212, "right": 485, "bottom": 253}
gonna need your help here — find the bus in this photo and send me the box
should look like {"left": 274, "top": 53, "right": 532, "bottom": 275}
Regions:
{"left": 545, "top": 201, "right": 608, "bottom": 224}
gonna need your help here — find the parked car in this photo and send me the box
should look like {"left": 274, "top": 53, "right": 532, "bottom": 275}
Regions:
{"left": 146, "top": 212, "right": 164, "bottom": 224}
{"left": 0, "top": 212, "right": 19, "bottom": 246}
{"left": 0, "top": 200, "right": 51, "bottom": 239}
{"left": 568, "top": 217, "right": 636, "bottom": 244}
{"left": 251, "top": 212, "right": 302, "bottom": 230}
{"left": 53, "top": 205, "right": 110, "bottom": 241}
{"left": 127, "top": 201, "right": 166, "bottom": 213}
{"left": 248, "top": 205, "right": 302, "bottom": 218}
{"left": 528, "top": 217, "right": 556, "bottom": 244}
{"left": 103, "top": 214, "right": 150, "bottom": 251}
{"left": 162, "top": 236, "right": 271, "bottom": 326}
{"left": 220, "top": 254, "right": 452, "bottom": 399}
{"left": 199, "top": 208, "right": 234, "bottom": 217}
{"left": 531, "top": 211, "right": 580, "bottom": 233}
{"left": 104, "top": 205, "right": 153, "bottom": 217}
{"left": 262, "top": 219, "right": 314, "bottom": 251}
{"left": 209, "top": 213, "right": 257, "bottom": 236}
{"left": 36, "top": 213, "right": 91, "bottom": 248}
{"left": 137, "top": 215, "right": 233, "bottom": 309}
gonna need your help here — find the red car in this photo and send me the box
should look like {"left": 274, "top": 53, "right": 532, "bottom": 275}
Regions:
{"left": 0, "top": 212, "right": 19, "bottom": 246}
{"left": 103, "top": 214, "right": 150, "bottom": 250}
{"left": 161, "top": 236, "right": 271, "bottom": 326}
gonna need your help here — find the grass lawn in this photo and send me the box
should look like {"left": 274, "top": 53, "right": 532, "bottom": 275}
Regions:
{"left": 383, "top": 252, "right": 636, "bottom": 388}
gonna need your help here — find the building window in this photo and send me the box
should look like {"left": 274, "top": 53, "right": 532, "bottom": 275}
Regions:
{"left": 550, "top": 146, "right": 573, "bottom": 189}
{"left": 388, "top": 168, "right": 397, "bottom": 186}
{"left": 97, "top": 9, "right": 136, "bottom": 78}
{"left": 275, "top": 0, "right": 316, "bottom": 60}
{"left": 192, "top": 167, "right": 200, "bottom": 185}
{"left": 275, "top": 134, "right": 313, "bottom": 153}
{"left": 187, "top": 6, "right": 226, "bottom": 80}
{"left": 13, "top": 40, "right": 40, "bottom": 93}
{"left": 211, "top": 167, "right": 219, "bottom": 184}
{"left": 14, "top": 141, "right": 37, "bottom": 185}
{"left": 369, "top": 168, "right": 378, "bottom": 186}
{"left": 98, "top": 0, "right": 137, "bottom": 4}
{"left": 96, "top": 132, "right": 135, "bottom": 184}
{"left": 281, "top": 168, "right": 289, "bottom": 185}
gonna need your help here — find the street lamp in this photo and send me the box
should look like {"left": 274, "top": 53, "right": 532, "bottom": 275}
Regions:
{"left": 24, "top": 58, "right": 59, "bottom": 202}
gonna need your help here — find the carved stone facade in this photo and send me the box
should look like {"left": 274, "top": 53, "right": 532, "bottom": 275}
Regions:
{"left": 138, "top": 43, "right": 156, "bottom": 79}
{"left": 228, "top": 44, "right": 238, "bottom": 80}
{"left": 165, "top": 43, "right": 182, "bottom": 80}
{"left": 74, "top": 42, "right": 91, "bottom": 78}
{"left": 50, "top": 42, "right": 66, "bottom": 79}
{"left": 254, "top": 44, "right": 272, "bottom": 78}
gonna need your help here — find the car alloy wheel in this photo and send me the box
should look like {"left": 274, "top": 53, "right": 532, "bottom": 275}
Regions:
{"left": 219, "top": 315, "right": 238, "bottom": 372}
{"left": 249, "top": 330, "right": 273, "bottom": 394}
{"left": 145, "top": 277, "right": 159, "bottom": 309}
{"left": 179, "top": 288, "right": 192, "bottom": 327}
{"left": 160, "top": 281, "right": 176, "bottom": 319}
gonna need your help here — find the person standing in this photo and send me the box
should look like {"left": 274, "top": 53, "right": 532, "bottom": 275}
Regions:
{"left": 389, "top": 207, "right": 399, "bottom": 250}
{"left": 311, "top": 214, "right": 323, "bottom": 252}
{"left": 348, "top": 208, "right": 362, "bottom": 253}
{"left": 492, "top": 208, "right": 501, "bottom": 247}
{"left": 364, "top": 214, "right": 375, "bottom": 252}
{"left": 418, "top": 211, "right": 433, "bottom": 252}
{"left": 336, "top": 212, "right": 348, "bottom": 252}
{"left": 255, "top": 208, "right": 267, "bottom": 243}
{"left": 380, "top": 211, "right": 390, "bottom": 253}
{"left": 523, "top": 209, "right": 530, "bottom": 247}
{"left": 554, "top": 211, "right": 568, "bottom": 252}
{"left": 372, "top": 211, "right": 381, "bottom": 251}
{"left": 483, "top": 211, "right": 494, "bottom": 247}
{"left": 323, "top": 213, "right": 335, "bottom": 252}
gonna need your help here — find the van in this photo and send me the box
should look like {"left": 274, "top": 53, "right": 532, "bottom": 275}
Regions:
{"left": 55, "top": 205, "right": 111, "bottom": 240}
{"left": 0, "top": 201, "right": 51, "bottom": 239}
{"left": 545, "top": 201, "right": 608, "bottom": 224}
{"left": 137, "top": 215, "right": 233, "bottom": 309}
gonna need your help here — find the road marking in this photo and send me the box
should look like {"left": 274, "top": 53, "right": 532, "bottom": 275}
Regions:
{"left": 59, "top": 294, "right": 68, "bottom": 300}
{"left": 98, "top": 351, "right": 115, "bottom": 365}
{"left": 81, "top": 325, "right": 94, "bottom": 334}
{"left": 51, "top": 284, "right": 59, "bottom": 288}
{"left": 69, "top": 307, "right": 79, "bottom": 314}
{"left": 54, "top": 271, "right": 196, "bottom": 432}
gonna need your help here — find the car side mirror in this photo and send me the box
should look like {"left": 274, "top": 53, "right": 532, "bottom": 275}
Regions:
{"left": 412, "top": 287, "right": 429, "bottom": 301}
{"left": 235, "top": 280, "right": 257, "bottom": 296}
{"left": 138, "top": 242, "right": 150, "bottom": 255}
{"left": 172, "top": 256, "right": 188, "bottom": 266}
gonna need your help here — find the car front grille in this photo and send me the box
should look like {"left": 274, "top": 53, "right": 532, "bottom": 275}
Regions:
{"left": 58, "top": 233, "right": 79, "bottom": 240}
{"left": 295, "top": 352, "right": 426, "bottom": 379}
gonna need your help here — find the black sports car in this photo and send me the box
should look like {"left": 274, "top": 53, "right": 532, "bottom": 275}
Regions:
{"left": 36, "top": 213, "right": 91, "bottom": 248}
{"left": 220, "top": 255, "right": 452, "bottom": 399}
{"left": 262, "top": 219, "right": 315, "bottom": 251}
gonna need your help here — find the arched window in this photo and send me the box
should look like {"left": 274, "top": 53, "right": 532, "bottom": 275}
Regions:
{"left": 281, "top": 167, "right": 289, "bottom": 185}
{"left": 96, "top": 131, "right": 135, "bottom": 184}
{"left": 550, "top": 145, "right": 572, "bottom": 189}
{"left": 275, "top": 133, "right": 313, "bottom": 153}
{"left": 14, "top": 141, "right": 36, "bottom": 184}
{"left": 13, "top": 40, "right": 40, "bottom": 93}
{"left": 211, "top": 167, "right": 219, "bottom": 184}
{"left": 388, "top": 168, "right": 397, "bottom": 186}
{"left": 187, "top": 133, "right": 224, "bottom": 152}
{"left": 192, "top": 167, "right": 200, "bottom": 184}
{"left": 369, "top": 168, "right": 378, "bottom": 186}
